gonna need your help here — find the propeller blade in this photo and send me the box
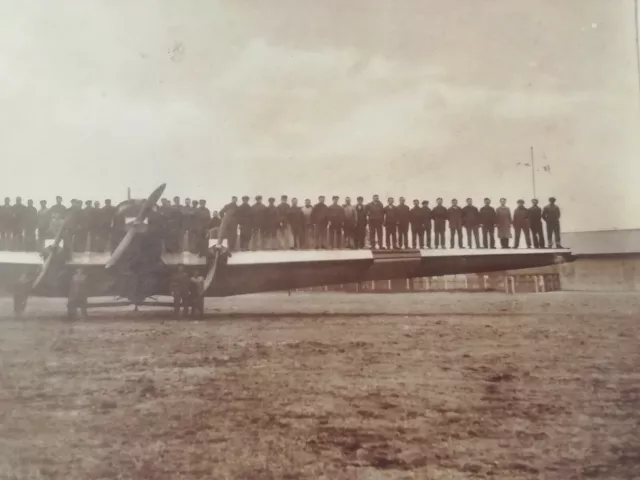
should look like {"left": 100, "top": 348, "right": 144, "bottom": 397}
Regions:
{"left": 135, "top": 183, "right": 166, "bottom": 223}
{"left": 217, "top": 210, "right": 233, "bottom": 247}
{"left": 32, "top": 214, "right": 75, "bottom": 290}
{"left": 202, "top": 250, "right": 220, "bottom": 294}
{"left": 105, "top": 226, "right": 137, "bottom": 269}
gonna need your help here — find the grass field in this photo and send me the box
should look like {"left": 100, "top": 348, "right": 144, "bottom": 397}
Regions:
{"left": 1, "top": 292, "right": 639, "bottom": 479}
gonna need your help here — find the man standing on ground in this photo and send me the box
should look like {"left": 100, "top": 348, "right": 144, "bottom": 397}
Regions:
{"left": 396, "top": 197, "right": 410, "bottom": 249}
{"left": 67, "top": 268, "right": 89, "bottom": 320}
{"left": 542, "top": 197, "right": 563, "bottom": 248}
{"left": 462, "top": 198, "right": 480, "bottom": 249}
{"left": 447, "top": 199, "right": 464, "bottom": 249}
{"left": 479, "top": 198, "right": 497, "bottom": 249}
{"left": 365, "top": 194, "right": 384, "bottom": 250}
{"left": 528, "top": 198, "right": 545, "bottom": 249}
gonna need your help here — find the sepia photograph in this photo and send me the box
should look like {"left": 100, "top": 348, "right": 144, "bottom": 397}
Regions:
{"left": 0, "top": 1, "right": 639, "bottom": 478}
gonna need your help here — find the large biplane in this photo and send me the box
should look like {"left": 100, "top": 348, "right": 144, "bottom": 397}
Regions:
{"left": 0, "top": 184, "right": 573, "bottom": 316}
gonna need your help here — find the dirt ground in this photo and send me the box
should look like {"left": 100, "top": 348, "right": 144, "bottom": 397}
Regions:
{"left": 0, "top": 291, "right": 639, "bottom": 480}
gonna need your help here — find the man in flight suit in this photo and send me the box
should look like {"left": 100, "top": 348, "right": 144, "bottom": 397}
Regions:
{"left": 354, "top": 197, "right": 367, "bottom": 249}
{"left": 311, "top": 196, "right": 329, "bottom": 249}
{"left": 410, "top": 199, "right": 424, "bottom": 249}
{"left": 384, "top": 197, "right": 398, "bottom": 250}
{"left": 542, "top": 197, "right": 563, "bottom": 248}
{"left": 396, "top": 197, "right": 410, "bottom": 249}
{"left": 365, "top": 194, "right": 384, "bottom": 250}
{"left": 328, "top": 196, "right": 345, "bottom": 249}
{"left": 237, "top": 196, "right": 253, "bottom": 251}
{"left": 447, "top": 199, "right": 464, "bottom": 249}
{"left": 462, "top": 198, "right": 480, "bottom": 249}
{"left": 479, "top": 198, "right": 497, "bottom": 249}
{"left": 513, "top": 199, "right": 532, "bottom": 249}
{"left": 528, "top": 198, "right": 545, "bottom": 248}
{"left": 432, "top": 198, "right": 447, "bottom": 249}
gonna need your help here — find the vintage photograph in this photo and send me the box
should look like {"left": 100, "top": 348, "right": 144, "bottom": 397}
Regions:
{"left": 1, "top": 1, "right": 639, "bottom": 478}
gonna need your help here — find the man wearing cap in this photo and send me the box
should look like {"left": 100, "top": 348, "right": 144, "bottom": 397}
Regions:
{"left": 311, "top": 196, "right": 329, "bottom": 249}
{"left": 513, "top": 199, "right": 531, "bottom": 248}
{"left": 365, "top": 194, "right": 384, "bottom": 249}
{"left": 396, "top": 197, "right": 411, "bottom": 249}
{"left": 220, "top": 196, "right": 239, "bottom": 251}
{"left": 421, "top": 200, "right": 433, "bottom": 249}
{"left": 383, "top": 197, "right": 398, "bottom": 249}
{"left": 237, "top": 196, "right": 252, "bottom": 251}
{"left": 496, "top": 198, "right": 512, "bottom": 248}
{"left": 542, "top": 197, "right": 563, "bottom": 248}
{"left": 328, "top": 196, "right": 345, "bottom": 249}
{"left": 164, "top": 196, "right": 183, "bottom": 253}
{"left": 37, "top": 200, "right": 50, "bottom": 249}
{"left": 479, "top": 198, "right": 497, "bottom": 249}
{"left": 264, "top": 197, "right": 279, "bottom": 250}
{"left": 432, "top": 198, "right": 447, "bottom": 249}
{"left": 410, "top": 199, "right": 424, "bottom": 249}
{"left": 462, "top": 198, "right": 480, "bottom": 249}
{"left": 251, "top": 196, "right": 267, "bottom": 250}
{"left": 24, "top": 199, "right": 38, "bottom": 252}
{"left": 342, "top": 196, "right": 356, "bottom": 249}
{"left": 447, "top": 199, "right": 464, "bottom": 249}
{"left": 302, "top": 199, "right": 314, "bottom": 248}
{"left": 354, "top": 196, "right": 367, "bottom": 249}
{"left": 276, "top": 195, "right": 291, "bottom": 250}
{"left": 528, "top": 198, "right": 545, "bottom": 248}
{"left": 288, "top": 198, "right": 305, "bottom": 249}
{"left": 196, "top": 200, "right": 211, "bottom": 254}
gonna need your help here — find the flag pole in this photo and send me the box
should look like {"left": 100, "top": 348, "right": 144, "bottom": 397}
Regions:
{"left": 530, "top": 146, "right": 536, "bottom": 199}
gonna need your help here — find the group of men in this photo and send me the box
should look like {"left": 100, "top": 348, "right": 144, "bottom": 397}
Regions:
{"left": 0, "top": 193, "right": 563, "bottom": 254}
{"left": 214, "top": 194, "right": 563, "bottom": 251}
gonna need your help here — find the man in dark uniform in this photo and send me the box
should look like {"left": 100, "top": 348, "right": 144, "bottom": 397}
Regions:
{"left": 542, "top": 197, "right": 563, "bottom": 248}
{"left": 421, "top": 200, "right": 433, "bottom": 249}
{"left": 462, "top": 198, "right": 480, "bottom": 249}
{"left": 365, "top": 194, "right": 384, "bottom": 250}
{"left": 37, "top": 200, "right": 50, "bottom": 249}
{"left": 181, "top": 198, "right": 197, "bottom": 252}
{"left": 189, "top": 272, "right": 205, "bottom": 319}
{"left": 163, "top": 197, "right": 182, "bottom": 253}
{"left": 513, "top": 199, "right": 532, "bottom": 249}
{"left": 396, "top": 197, "right": 410, "bottom": 249}
{"left": 479, "top": 198, "right": 497, "bottom": 249}
{"left": 328, "top": 196, "right": 345, "bottom": 249}
{"left": 384, "top": 197, "right": 398, "bottom": 249}
{"left": 528, "top": 198, "right": 545, "bottom": 248}
{"left": 289, "top": 198, "right": 305, "bottom": 250}
{"left": 237, "top": 196, "right": 252, "bottom": 251}
{"left": 220, "top": 196, "right": 239, "bottom": 251}
{"left": 0, "top": 197, "right": 12, "bottom": 250}
{"left": 251, "top": 196, "right": 266, "bottom": 250}
{"left": 410, "top": 199, "right": 424, "bottom": 249}
{"left": 170, "top": 265, "right": 191, "bottom": 318}
{"left": 12, "top": 197, "right": 27, "bottom": 250}
{"left": 83, "top": 200, "right": 98, "bottom": 252}
{"left": 276, "top": 195, "right": 291, "bottom": 250}
{"left": 311, "top": 195, "right": 329, "bottom": 249}
{"left": 67, "top": 268, "right": 89, "bottom": 320}
{"left": 24, "top": 200, "right": 38, "bottom": 252}
{"left": 265, "top": 197, "right": 279, "bottom": 250}
{"left": 101, "top": 199, "right": 117, "bottom": 252}
{"left": 196, "top": 200, "right": 211, "bottom": 254}
{"left": 447, "top": 199, "right": 464, "bottom": 249}
{"left": 432, "top": 198, "right": 447, "bottom": 249}
{"left": 49, "top": 196, "right": 66, "bottom": 216}
{"left": 354, "top": 197, "right": 367, "bottom": 249}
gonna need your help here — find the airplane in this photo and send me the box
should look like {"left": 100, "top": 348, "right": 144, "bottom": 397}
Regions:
{"left": 0, "top": 184, "right": 574, "bottom": 316}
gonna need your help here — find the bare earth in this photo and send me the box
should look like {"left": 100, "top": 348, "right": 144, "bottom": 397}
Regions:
{"left": 1, "top": 292, "right": 639, "bottom": 480}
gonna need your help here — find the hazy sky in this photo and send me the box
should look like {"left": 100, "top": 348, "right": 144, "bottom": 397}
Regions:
{"left": 1, "top": 0, "right": 639, "bottom": 231}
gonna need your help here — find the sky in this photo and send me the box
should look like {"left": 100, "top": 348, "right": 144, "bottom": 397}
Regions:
{"left": 0, "top": 0, "right": 639, "bottom": 231}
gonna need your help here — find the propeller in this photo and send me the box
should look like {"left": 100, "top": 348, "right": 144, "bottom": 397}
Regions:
{"left": 105, "top": 183, "right": 166, "bottom": 269}
{"left": 201, "top": 210, "right": 233, "bottom": 294}
{"left": 32, "top": 214, "right": 75, "bottom": 290}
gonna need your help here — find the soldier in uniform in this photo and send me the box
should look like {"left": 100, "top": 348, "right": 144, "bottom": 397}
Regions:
{"left": 189, "top": 272, "right": 205, "bottom": 319}
{"left": 542, "top": 197, "right": 563, "bottom": 248}
{"left": 83, "top": 200, "right": 98, "bottom": 252}
{"left": 513, "top": 200, "right": 532, "bottom": 248}
{"left": 396, "top": 197, "right": 410, "bottom": 249}
{"left": 196, "top": 200, "right": 211, "bottom": 254}
{"left": 462, "top": 198, "right": 480, "bottom": 249}
{"left": 365, "top": 194, "right": 384, "bottom": 250}
{"left": 276, "top": 195, "right": 291, "bottom": 249}
{"left": 12, "top": 197, "right": 27, "bottom": 250}
{"left": 354, "top": 197, "right": 367, "bottom": 249}
{"left": 24, "top": 199, "right": 38, "bottom": 252}
{"left": 250, "top": 196, "right": 266, "bottom": 250}
{"left": 432, "top": 198, "right": 447, "bottom": 249}
{"left": 0, "top": 197, "right": 11, "bottom": 250}
{"left": 302, "top": 199, "right": 314, "bottom": 248}
{"left": 342, "top": 197, "right": 356, "bottom": 249}
{"left": 383, "top": 197, "right": 398, "bottom": 249}
{"left": 410, "top": 199, "right": 424, "bottom": 249}
{"left": 49, "top": 196, "right": 66, "bottom": 217}
{"left": 67, "top": 268, "right": 89, "bottom": 320}
{"left": 289, "top": 198, "right": 305, "bottom": 250}
{"left": 220, "top": 196, "right": 239, "bottom": 251}
{"left": 101, "top": 199, "right": 117, "bottom": 252}
{"left": 37, "top": 200, "right": 50, "bottom": 249}
{"left": 447, "top": 199, "right": 464, "bottom": 249}
{"left": 528, "top": 198, "right": 545, "bottom": 249}
{"left": 209, "top": 210, "right": 222, "bottom": 240}
{"left": 496, "top": 198, "right": 512, "bottom": 249}
{"left": 311, "top": 196, "right": 329, "bottom": 249}
{"left": 328, "top": 196, "right": 345, "bottom": 249}
{"left": 265, "top": 197, "right": 280, "bottom": 250}
{"left": 170, "top": 265, "right": 191, "bottom": 317}
{"left": 182, "top": 198, "right": 197, "bottom": 252}
{"left": 163, "top": 197, "right": 183, "bottom": 253}
{"left": 421, "top": 200, "right": 433, "bottom": 249}
{"left": 479, "top": 198, "right": 497, "bottom": 249}
{"left": 237, "top": 196, "right": 253, "bottom": 251}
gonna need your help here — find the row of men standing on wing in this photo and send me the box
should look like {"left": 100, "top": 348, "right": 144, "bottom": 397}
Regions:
{"left": 215, "top": 195, "right": 563, "bottom": 251}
